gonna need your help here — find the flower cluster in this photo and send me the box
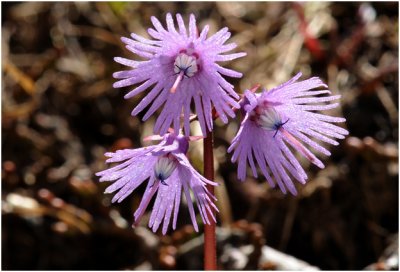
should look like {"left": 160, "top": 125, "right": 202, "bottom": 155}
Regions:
{"left": 98, "top": 13, "right": 246, "bottom": 234}
{"left": 97, "top": 13, "right": 348, "bottom": 234}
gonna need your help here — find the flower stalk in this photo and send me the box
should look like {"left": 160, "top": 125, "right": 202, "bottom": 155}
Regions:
{"left": 203, "top": 130, "right": 217, "bottom": 270}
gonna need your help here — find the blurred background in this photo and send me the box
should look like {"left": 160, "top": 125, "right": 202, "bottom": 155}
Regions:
{"left": 2, "top": 2, "right": 398, "bottom": 270}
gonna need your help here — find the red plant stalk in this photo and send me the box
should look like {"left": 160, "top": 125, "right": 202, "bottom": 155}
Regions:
{"left": 203, "top": 130, "right": 216, "bottom": 270}
{"left": 201, "top": 84, "right": 261, "bottom": 270}
{"left": 292, "top": 2, "right": 325, "bottom": 61}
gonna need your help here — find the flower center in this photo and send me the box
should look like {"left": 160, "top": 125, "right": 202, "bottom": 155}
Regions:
{"left": 153, "top": 154, "right": 178, "bottom": 185}
{"left": 174, "top": 53, "right": 198, "bottom": 77}
{"left": 255, "top": 107, "right": 289, "bottom": 137}
{"left": 254, "top": 106, "right": 317, "bottom": 163}
{"left": 170, "top": 53, "right": 199, "bottom": 93}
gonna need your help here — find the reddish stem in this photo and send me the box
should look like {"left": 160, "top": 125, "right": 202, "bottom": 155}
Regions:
{"left": 203, "top": 130, "right": 216, "bottom": 270}
{"left": 292, "top": 2, "right": 325, "bottom": 61}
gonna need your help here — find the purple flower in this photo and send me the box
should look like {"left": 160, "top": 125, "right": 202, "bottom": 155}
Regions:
{"left": 113, "top": 13, "right": 246, "bottom": 136}
{"left": 96, "top": 132, "right": 218, "bottom": 234}
{"left": 228, "top": 72, "right": 348, "bottom": 195}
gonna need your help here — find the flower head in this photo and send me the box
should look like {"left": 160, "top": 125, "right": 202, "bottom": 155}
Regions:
{"left": 228, "top": 72, "right": 348, "bottom": 195}
{"left": 113, "top": 13, "right": 246, "bottom": 136}
{"left": 96, "top": 132, "right": 218, "bottom": 234}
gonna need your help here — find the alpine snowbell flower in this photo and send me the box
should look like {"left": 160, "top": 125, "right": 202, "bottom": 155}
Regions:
{"left": 228, "top": 72, "right": 348, "bottom": 195}
{"left": 96, "top": 132, "right": 218, "bottom": 234}
{"left": 113, "top": 13, "right": 246, "bottom": 136}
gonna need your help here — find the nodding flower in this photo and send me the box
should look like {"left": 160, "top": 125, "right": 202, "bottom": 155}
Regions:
{"left": 112, "top": 13, "right": 246, "bottom": 137}
{"left": 96, "top": 132, "right": 218, "bottom": 235}
{"left": 228, "top": 72, "right": 348, "bottom": 195}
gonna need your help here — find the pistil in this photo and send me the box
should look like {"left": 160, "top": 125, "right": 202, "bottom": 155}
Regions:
{"left": 279, "top": 128, "right": 316, "bottom": 163}
{"left": 170, "top": 71, "right": 185, "bottom": 94}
